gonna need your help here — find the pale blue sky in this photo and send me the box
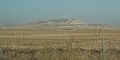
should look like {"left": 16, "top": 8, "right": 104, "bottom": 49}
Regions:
{"left": 0, "top": 0, "right": 120, "bottom": 25}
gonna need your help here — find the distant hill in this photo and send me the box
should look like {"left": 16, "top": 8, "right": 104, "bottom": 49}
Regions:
{"left": 1, "top": 18, "right": 119, "bottom": 29}
{"left": 29, "top": 18, "right": 87, "bottom": 25}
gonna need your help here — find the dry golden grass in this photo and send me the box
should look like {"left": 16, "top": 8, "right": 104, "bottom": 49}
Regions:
{"left": 0, "top": 28, "right": 120, "bottom": 60}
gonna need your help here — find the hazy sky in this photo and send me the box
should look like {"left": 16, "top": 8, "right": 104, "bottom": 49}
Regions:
{"left": 0, "top": 0, "right": 120, "bottom": 25}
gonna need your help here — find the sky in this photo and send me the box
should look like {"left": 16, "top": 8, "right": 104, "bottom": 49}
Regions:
{"left": 0, "top": 0, "right": 120, "bottom": 25}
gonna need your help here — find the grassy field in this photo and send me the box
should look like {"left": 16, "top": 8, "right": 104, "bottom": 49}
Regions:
{"left": 0, "top": 28, "right": 120, "bottom": 60}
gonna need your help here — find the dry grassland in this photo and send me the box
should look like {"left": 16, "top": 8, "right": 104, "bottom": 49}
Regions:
{"left": 0, "top": 28, "right": 120, "bottom": 60}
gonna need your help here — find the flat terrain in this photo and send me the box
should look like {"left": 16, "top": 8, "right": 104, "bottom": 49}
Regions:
{"left": 0, "top": 28, "right": 120, "bottom": 48}
{"left": 0, "top": 28, "right": 120, "bottom": 60}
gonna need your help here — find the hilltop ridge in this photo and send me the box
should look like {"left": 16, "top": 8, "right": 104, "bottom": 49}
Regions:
{"left": 30, "top": 18, "right": 87, "bottom": 25}
{"left": 0, "top": 18, "right": 119, "bottom": 29}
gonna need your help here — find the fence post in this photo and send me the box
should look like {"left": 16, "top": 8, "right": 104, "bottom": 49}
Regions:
{"left": 100, "top": 25, "right": 106, "bottom": 60}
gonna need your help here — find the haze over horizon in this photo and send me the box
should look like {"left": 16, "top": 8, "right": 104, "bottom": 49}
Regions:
{"left": 0, "top": 0, "right": 120, "bottom": 25}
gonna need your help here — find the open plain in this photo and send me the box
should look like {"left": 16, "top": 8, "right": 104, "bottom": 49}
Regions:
{"left": 0, "top": 28, "right": 120, "bottom": 60}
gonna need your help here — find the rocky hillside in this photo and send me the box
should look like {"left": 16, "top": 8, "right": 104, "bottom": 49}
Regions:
{"left": 0, "top": 18, "right": 118, "bottom": 29}
{"left": 30, "top": 18, "right": 87, "bottom": 25}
